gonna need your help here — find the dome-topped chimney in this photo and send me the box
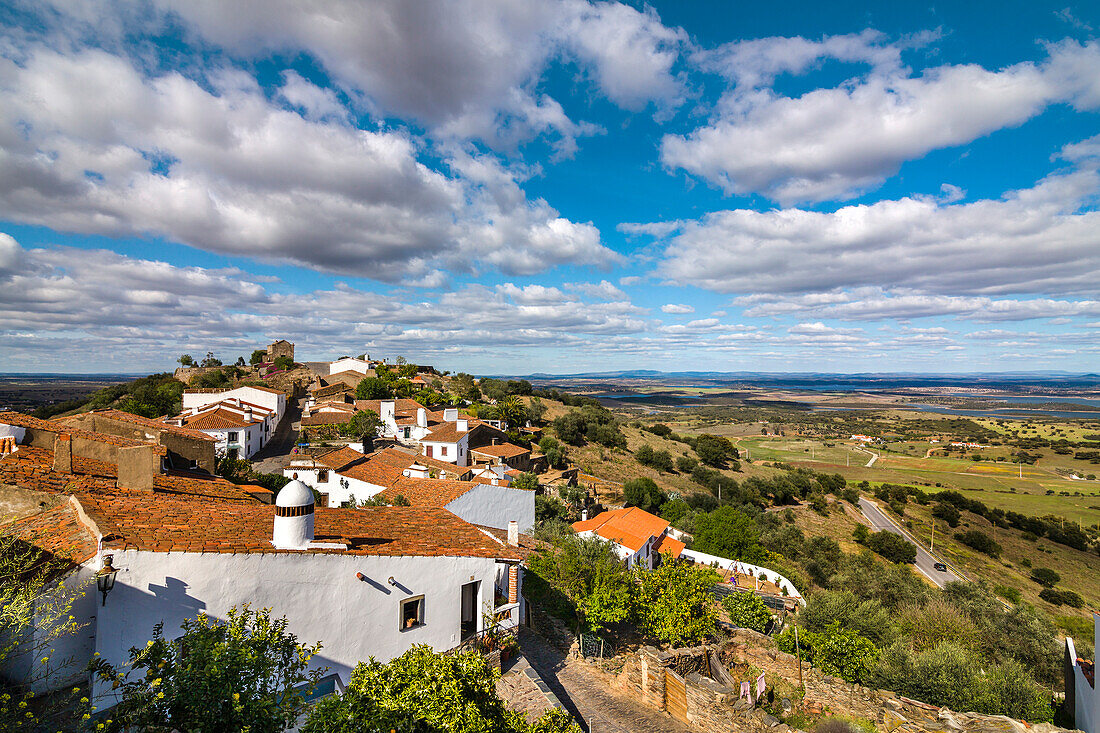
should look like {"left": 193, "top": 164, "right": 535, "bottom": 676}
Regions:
{"left": 273, "top": 479, "right": 315, "bottom": 549}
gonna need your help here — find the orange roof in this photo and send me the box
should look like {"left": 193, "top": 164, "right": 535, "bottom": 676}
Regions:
{"left": 571, "top": 507, "right": 670, "bottom": 553}
{"left": 58, "top": 409, "right": 218, "bottom": 442}
{"left": 654, "top": 533, "right": 685, "bottom": 559}
{"left": 0, "top": 445, "right": 267, "bottom": 503}
{"left": 184, "top": 386, "right": 286, "bottom": 395}
{"left": 0, "top": 411, "right": 166, "bottom": 453}
{"left": 1, "top": 502, "right": 100, "bottom": 567}
{"left": 68, "top": 494, "right": 518, "bottom": 559}
{"left": 315, "top": 447, "right": 470, "bottom": 488}
{"left": 424, "top": 420, "right": 503, "bottom": 445}
{"left": 379, "top": 476, "right": 481, "bottom": 507}
{"left": 181, "top": 407, "right": 258, "bottom": 430}
{"left": 471, "top": 443, "right": 530, "bottom": 459}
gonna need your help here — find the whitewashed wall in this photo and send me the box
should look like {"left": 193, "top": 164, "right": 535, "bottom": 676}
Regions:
{"left": 679, "top": 548, "right": 803, "bottom": 601}
{"left": 89, "top": 550, "right": 498, "bottom": 709}
{"left": 445, "top": 484, "right": 535, "bottom": 533}
{"left": 283, "top": 466, "right": 385, "bottom": 506}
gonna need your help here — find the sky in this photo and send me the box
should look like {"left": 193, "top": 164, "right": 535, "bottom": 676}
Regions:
{"left": 1, "top": 1, "right": 1099, "bottom": 375}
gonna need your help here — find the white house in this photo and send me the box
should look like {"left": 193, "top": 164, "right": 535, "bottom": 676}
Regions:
{"left": 169, "top": 399, "right": 274, "bottom": 459}
{"left": 329, "top": 357, "right": 373, "bottom": 376}
{"left": 1066, "top": 615, "right": 1100, "bottom": 733}
{"left": 182, "top": 385, "right": 288, "bottom": 429}
{"left": 571, "top": 507, "right": 685, "bottom": 570}
{"left": 1, "top": 483, "right": 524, "bottom": 708}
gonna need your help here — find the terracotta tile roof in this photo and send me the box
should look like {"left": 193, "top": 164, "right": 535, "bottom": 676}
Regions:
{"left": 324, "top": 447, "right": 471, "bottom": 488}
{"left": 311, "top": 382, "right": 355, "bottom": 398}
{"left": 379, "top": 476, "right": 481, "bottom": 507}
{"left": 181, "top": 407, "right": 258, "bottom": 430}
{"left": 654, "top": 533, "right": 685, "bottom": 559}
{"left": 424, "top": 420, "right": 504, "bottom": 445}
{"left": 1, "top": 501, "right": 100, "bottom": 567}
{"left": 473, "top": 524, "right": 548, "bottom": 561}
{"left": 58, "top": 410, "right": 218, "bottom": 442}
{"left": 72, "top": 494, "right": 519, "bottom": 559}
{"left": 0, "top": 411, "right": 166, "bottom": 453}
{"left": 0, "top": 445, "right": 267, "bottom": 503}
{"left": 301, "top": 412, "right": 355, "bottom": 426}
{"left": 471, "top": 443, "right": 530, "bottom": 459}
{"left": 184, "top": 386, "right": 286, "bottom": 395}
{"left": 571, "top": 507, "right": 670, "bottom": 553}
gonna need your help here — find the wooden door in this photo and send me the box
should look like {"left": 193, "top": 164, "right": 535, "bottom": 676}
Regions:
{"left": 665, "top": 668, "right": 687, "bottom": 723}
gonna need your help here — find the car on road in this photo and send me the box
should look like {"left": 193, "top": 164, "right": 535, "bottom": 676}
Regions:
{"left": 933, "top": 562, "right": 948, "bottom": 572}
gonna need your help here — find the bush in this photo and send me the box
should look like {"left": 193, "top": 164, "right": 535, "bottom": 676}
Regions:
{"left": 622, "top": 477, "right": 667, "bottom": 514}
{"left": 1039, "top": 588, "right": 1084, "bottom": 607}
{"left": 801, "top": 590, "right": 893, "bottom": 645}
{"left": 779, "top": 623, "right": 878, "bottom": 684}
{"left": 355, "top": 376, "right": 392, "bottom": 400}
{"left": 660, "top": 498, "right": 690, "bottom": 526}
{"left": 866, "top": 531, "right": 917, "bottom": 564}
{"left": 694, "top": 434, "right": 737, "bottom": 467}
{"left": 992, "top": 584, "right": 1021, "bottom": 603}
{"left": 676, "top": 455, "right": 698, "bottom": 472}
{"left": 932, "top": 502, "right": 961, "bottom": 527}
{"left": 1029, "top": 568, "right": 1060, "bottom": 588}
{"left": 692, "top": 506, "right": 765, "bottom": 562}
{"left": 722, "top": 591, "right": 772, "bottom": 633}
{"left": 955, "top": 530, "right": 1001, "bottom": 558}
{"left": 635, "top": 562, "right": 720, "bottom": 645}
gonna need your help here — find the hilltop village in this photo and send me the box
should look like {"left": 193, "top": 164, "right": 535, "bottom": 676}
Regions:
{"left": 0, "top": 341, "right": 1097, "bottom": 733}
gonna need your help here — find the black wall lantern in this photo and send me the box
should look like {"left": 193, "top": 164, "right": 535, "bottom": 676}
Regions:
{"left": 96, "top": 555, "right": 118, "bottom": 607}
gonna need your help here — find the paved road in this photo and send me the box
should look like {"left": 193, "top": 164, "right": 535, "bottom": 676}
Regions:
{"left": 520, "top": 630, "right": 693, "bottom": 733}
{"left": 251, "top": 396, "right": 304, "bottom": 474}
{"left": 858, "top": 497, "right": 962, "bottom": 589}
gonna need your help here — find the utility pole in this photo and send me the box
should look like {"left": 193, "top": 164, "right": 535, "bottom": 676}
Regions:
{"left": 930, "top": 518, "right": 935, "bottom": 552}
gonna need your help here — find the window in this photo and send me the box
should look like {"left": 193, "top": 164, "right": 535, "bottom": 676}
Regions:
{"left": 440, "top": 446, "right": 448, "bottom": 457}
{"left": 317, "top": 470, "right": 329, "bottom": 482}
{"left": 227, "top": 431, "right": 239, "bottom": 442}
{"left": 403, "top": 427, "right": 411, "bottom": 439}
{"left": 400, "top": 596, "right": 424, "bottom": 630}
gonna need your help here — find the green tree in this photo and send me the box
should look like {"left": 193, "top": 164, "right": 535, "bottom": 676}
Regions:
{"left": 512, "top": 472, "right": 540, "bottom": 492}
{"left": 200, "top": 351, "right": 222, "bottom": 367}
{"left": 812, "top": 622, "right": 879, "bottom": 684}
{"left": 273, "top": 355, "right": 294, "bottom": 370}
{"left": 692, "top": 506, "right": 764, "bottom": 562}
{"left": 1029, "top": 568, "right": 1060, "bottom": 587}
{"left": 340, "top": 409, "right": 384, "bottom": 438}
{"left": 302, "top": 645, "right": 579, "bottom": 733}
{"left": 694, "top": 434, "right": 736, "bottom": 467}
{"left": 622, "top": 477, "right": 666, "bottom": 514}
{"left": 932, "top": 502, "right": 961, "bottom": 527}
{"left": 250, "top": 349, "right": 267, "bottom": 365}
{"left": 0, "top": 534, "right": 87, "bottom": 732}
{"left": 635, "top": 562, "right": 720, "bottom": 645}
{"left": 92, "top": 605, "right": 324, "bottom": 733}
{"left": 660, "top": 498, "right": 690, "bottom": 526}
{"left": 356, "top": 377, "right": 393, "bottom": 400}
{"left": 497, "top": 395, "right": 528, "bottom": 429}
{"left": 955, "top": 530, "right": 1001, "bottom": 558}
{"left": 177, "top": 354, "right": 195, "bottom": 367}
{"left": 527, "top": 535, "right": 635, "bottom": 632}
{"left": 722, "top": 591, "right": 772, "bottom": 633}
{"left": 866, "top": 531, "right": 917, "bottom": 564}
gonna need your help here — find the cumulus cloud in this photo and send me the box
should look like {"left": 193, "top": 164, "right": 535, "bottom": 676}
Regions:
{"left": 661, "top": 303, "right": 695, "bottom": 314}
{"left": 0, "top": 237, "right": 646, "bottom": 370}
{"left": 664, "top": 38, "right": 1100, "bottom": 203}
{"left": 0, "top": 46, "right": 617, "bottom": 281}
{"left": 653, "top": 165, "right": 1100, "bottom": 296}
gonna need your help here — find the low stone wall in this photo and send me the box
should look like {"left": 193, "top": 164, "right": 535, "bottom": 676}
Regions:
{"left": 615, "top": 629, "right": 1078, "bottom": 733}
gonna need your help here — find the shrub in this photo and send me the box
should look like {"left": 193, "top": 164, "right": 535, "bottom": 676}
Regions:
{"left": 622, "top": 477, "right": 667, "bottom": 514}
{"left": 801, "top": 590, "right": 893, "bottom": 645}
{"left": 1029, "top": 568, "right": 1060, "bottom": 588}
{"left": 779, "top": 623, "right": 878, "bottom": 684}
{"left": 893, "top": 600, "right": 978, "bottom": 652}
{"left": 992, "top": 584, "right": 1021, "bottom": 603}
{"left": 722, "top": 591, "right": 772, "bottom": 633}
{"left": 932, "top": 502, "right": 961, "bottom": 527}
{"left": 635, "top": 562, "right": 720, "bottom": 645}
{"left": 676, "top": 455, "right": 698, "bottom": 472}
{"left": 1039, "top": 588, "right": 1084, "bottom": 607}
{"left": 866, "top": 531, "right": 917, "bottom": 564}
{"left": 955, "top": 530, "right": 1001, "bottom": 558}
{"left": 660, "top": 498, "right": 690, "bottom": 526}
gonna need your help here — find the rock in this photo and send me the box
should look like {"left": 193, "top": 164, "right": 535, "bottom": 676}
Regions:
{"left": 883, "top": 709, "right": 909, "bottom": 731}
{"left": 884, "top": 698, "right": 904, "bottom": 711}
{"left": 804, "top": 700, "right": 824, "bottom": 715}
{"left": 781, "top": 697, "right": 793, "bottom": 714}
{"left": 938, "top": 708, "right": 965, "bottom": 732}
{"left": 761, "top": 713, "right": 782, "bottom": 727}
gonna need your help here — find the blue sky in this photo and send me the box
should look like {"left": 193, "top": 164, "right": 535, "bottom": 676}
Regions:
{"left": 1, "top": 1, "right": 1099, "bottom": 374}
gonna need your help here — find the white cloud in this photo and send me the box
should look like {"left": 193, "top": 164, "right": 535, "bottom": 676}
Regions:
{"left": 654, "top": 165, "right": 1100, "bottom": 296}
{"left": 664, "top": 38, "right": 1100, "bottom": 203}
{"left": 567, "top": 280, "right": 628, "bottom": 300}
{"left": 661, "top": 303, "right": 695, "bottom": 314}
{"left": 0, "top": 46, "right": 617, "bottom": 281}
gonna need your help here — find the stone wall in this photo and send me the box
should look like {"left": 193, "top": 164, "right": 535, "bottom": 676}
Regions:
{"left": 614, "top": 630, "right": 1079, "bottom": 733}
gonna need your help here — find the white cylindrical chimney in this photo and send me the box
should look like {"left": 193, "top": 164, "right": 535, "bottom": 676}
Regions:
{"left": 507, "top": 520, "right": 519, "bottom": 547}
{"left": 581, "top": 509, "right": 588, "bottom": 521}
{"left": 417, "top": 407, "right": 427, "bottom": 428}
{"left": 273, "top": 480, "right": 315, "bottom": 549}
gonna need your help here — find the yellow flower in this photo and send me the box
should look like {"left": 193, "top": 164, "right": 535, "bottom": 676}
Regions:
{"left": 151, "top": 677, "right": 161, "bottom": 687}
{"left": 157, "top": 691, "right": 165, "bottom": 699}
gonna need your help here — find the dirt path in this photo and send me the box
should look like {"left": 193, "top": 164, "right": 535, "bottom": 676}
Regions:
{"left": 519, "top": 630, "right": 694, "bottom": 733}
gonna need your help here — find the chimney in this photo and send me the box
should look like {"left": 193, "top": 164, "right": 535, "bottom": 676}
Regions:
{"left": 416, "top": 407, "right": 427, "bottom": 428}
{"left": 53, "top": 434, "right": 73, "bottom": 474}
{"left": 273, "top": 480, "right": 315, "bottom": 549}
{"left": 244, "top": 406, "right": 253, "bottom": 423}
{"left": 117, "top": 445, "right": 159, "bottom": 492}
{"left": 380, "top": 400, "right": 396, "bottom": 422}
{"left": 443, "top": 408, "right": 458, "bottom": 422}
{"left": 456, "top": 419, "right": 468, "bottom": 432}
{"left": 507, "top": 565, "right": 519, "bottom": 604}
{"left": 507, "top": 520, "right": 519, "bottom": 547}
{"left": 491, "top": 438, "right": 497, "bottom": 446}
{"left": 581, "top": 509, "right": 588, "bottom": 522}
